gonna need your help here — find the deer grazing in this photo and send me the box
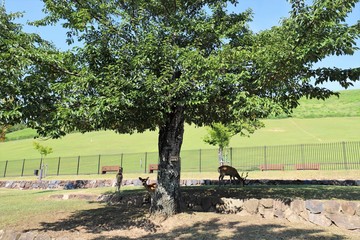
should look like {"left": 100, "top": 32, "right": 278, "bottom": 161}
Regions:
{"left": 218, "top": 165, "right": 248, "bottom": 186}
{"left": 139, "top": 177, "right": 157, "bottom": 193}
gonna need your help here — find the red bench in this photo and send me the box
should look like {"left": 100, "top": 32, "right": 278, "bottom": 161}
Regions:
{"left": 101, "top": 165, "right": 120, "bottom": 174}
{"left": 149, "top": 164, "right": 159, "bottom": 173}
{"left": 259, "top": 164, "right": 284, "bottom": 171}
{"left": 295, "top": 163, "right": 320, "bottom": 170}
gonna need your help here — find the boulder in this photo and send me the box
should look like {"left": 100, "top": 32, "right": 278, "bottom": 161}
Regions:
{"left": 243, "top": 199, "right": 259, "bottom": 214}
{"left": 328, "top": 213, "right": 360, "bottom": 230}
{"left": 341, "top": 201, "right": 357, "bottom": 216}
{"left": 308, "top": 213, "right": 332, "bottom": 227}
{"left": 323, "top": 200, "right": 341, "bottom": 214}
{"left": 305, "top": 200, "right": 323, "bottom": 214}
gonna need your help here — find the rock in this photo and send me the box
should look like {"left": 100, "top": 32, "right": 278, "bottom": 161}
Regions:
{"left": 274, "top": 209, "right": 285, "bottom": 218}
{"left": 186, "top": 180, "right": 193, "bottom": 186}
{"left": 283, "top": 208, "right": 294, "bottom": 219}
{"left": 18, "top": 231, "right": 37, "bottom": 240}
{"left": 299, "top": 210, "right": 309, "bottom": 221}
{"left": 305, "top": 200, "right": 323, "bottom": 214}
{"left": 323, "top": 200, "right": 341, "bottom": 214}
{"left": 308, "top": 213, "right": 332, "bottom": 227}
{"left": 0, "top": 230, "right": 21, "bottom": 240}
{"left": 243, "top": 199, "right": 259, "bottom": 214}
{"left": 328, "top": 213, "right": 360, "bottom": 230}
{"left": 260, "top": 198, "right": 273, "bottom": 208}
{"left": 291, "top": 199, "right": 305, "bottom": 214}
{"left": 32, "top": 232, "right": 51, "bottom": 240}
{"left": 287, "top": 213, "right": 304, "bottom": 223}
{"left": 262, "top": 209, "right": 275, "bottom": 219}
{"left": 341, "top": 202, "right": 357, "bottom": 215}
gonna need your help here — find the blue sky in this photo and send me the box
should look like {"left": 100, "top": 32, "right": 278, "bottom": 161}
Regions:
{"left": 5, "top": 0, "right": 360, "bottom": 90}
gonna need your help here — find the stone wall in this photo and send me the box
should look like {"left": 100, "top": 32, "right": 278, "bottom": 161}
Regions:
{"left": 1, "top": 178, "right": 360, "bottom": 190}
{"left": 216, "top": 197, "right": 360, "bottom": 232}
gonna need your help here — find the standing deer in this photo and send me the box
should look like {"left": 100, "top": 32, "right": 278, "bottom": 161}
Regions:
{"left": 139, "top": 177, "right": 157, "bottom": 193}
{"left": 115, "top": 167, "right": 123, "bottom": 192}
{"left": 218, "top": 165, "right": 248, "bottom": 186}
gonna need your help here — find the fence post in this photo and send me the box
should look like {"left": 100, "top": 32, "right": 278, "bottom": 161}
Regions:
{"left": 229, "top": 147, "right": 233, "bottom": 166}
{"left": 342, "top": 142, "right": 348, "bottom": 170}
{"left": 57, "top": 157, "right": 61, "bottom": 176}
{"left": 77, "top": 156, "right": 80, "bottom": 175}
{"left": 301, "top": 144, "right": 305, "bottom": 166}
{"left": 97, "top": 155, "right": 101, "bottom": 174}
{"left": 21, "top": 159, "right": 25, "bottom": 177}
{"left": 264, "top": 146, "right": 267, "bottom": 169}
{"left": 3, "top": 160, "right": 8, "bottom": 177}
{"left": 144, "top": 152, "right": 147, "bottom": 173}
{"left": 199, "top": 149, "right": 202, "bottom": 173}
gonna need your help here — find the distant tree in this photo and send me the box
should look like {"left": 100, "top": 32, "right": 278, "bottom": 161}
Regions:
{"left": 204, "top": 121, "right": 264, "bottom": 165}
{"left": 33, "top": 141, "right": 53, "bottom": 159}
{"left": 2, "top": 1, "right": 359, "bottom": 216}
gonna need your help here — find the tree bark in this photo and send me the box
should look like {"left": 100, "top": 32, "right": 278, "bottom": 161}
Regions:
{"left": 0, "top": 125, "right": 9, "bottom": 142}
{"left": 151, "top": 106, "right": 184, "bottom": 216}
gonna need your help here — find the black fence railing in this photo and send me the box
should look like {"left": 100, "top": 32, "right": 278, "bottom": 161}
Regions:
{"left": 1, "top": 141, "right": 360, "bottom": 178}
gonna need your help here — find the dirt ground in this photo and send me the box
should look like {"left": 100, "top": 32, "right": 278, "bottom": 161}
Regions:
{"left": 11, "top": 190, "right": 360, "bottom": 240}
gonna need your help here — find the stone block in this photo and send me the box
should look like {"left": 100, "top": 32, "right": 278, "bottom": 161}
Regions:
{"left": 291, "top": 199, "right": 305, "bottom": 214}
{"left": 300, "top": 210, "right": 309, "bottom": 221}
{"left": 308, "top": 213, "right": 332, "bottom": 227}
{"left": 262, "top": 209, "right": 275, "bottom": 219}
{"left": 287, "top": 213, "right": 304, "bottom": 223}
{"left": 0, "top": 230, "right": 21, "bottom": 240}
{"left": 328, "top": 213, "right": 360, "bottom": 230}
{"left": 284, "top": 208, "right": 294, "bottom": 219}
{"left": 323, "top": 200, "right": 341, "bottom": 214}
{"left": 260, "top": 198, "right": 273, "bottom": 208}
{"left": 243, "top": 199, "right": 259, "bottom": 214}
{"left": 305, "top": 200, "right": 323, "bottom": 214}
{"left": 273, "top": 200, "right": 286, "bottom": 211}
{"left": 341, "top": 202, "right": 357, "bottom": 216}
{"left": 18, "top": 231, "right": 37, "bottom": 240}
{"left": 274, "top": 209, "right": 285, "bottom": 218}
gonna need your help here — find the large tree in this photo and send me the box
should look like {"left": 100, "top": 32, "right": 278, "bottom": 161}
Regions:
{"left": 2, "top": 0, "right": 360, "bottom": 216}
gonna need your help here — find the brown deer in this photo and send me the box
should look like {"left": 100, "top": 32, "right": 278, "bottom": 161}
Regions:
{"left": 115, "top": 167, "right": 123, "bottom": 192}
{"left": 218, "top": 165, "right": 248, "bottom": 186}
{"left": 139, "top": 177, "right": 157, "bottom": 193}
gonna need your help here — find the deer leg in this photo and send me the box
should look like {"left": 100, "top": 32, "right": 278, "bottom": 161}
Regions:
{"left": 219, "top": 175, "right": 224, "bottom": 186}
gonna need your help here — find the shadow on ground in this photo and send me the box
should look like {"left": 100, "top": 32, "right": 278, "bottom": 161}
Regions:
{"left": 25, "top": 190, "right": 352, "bottom": 240}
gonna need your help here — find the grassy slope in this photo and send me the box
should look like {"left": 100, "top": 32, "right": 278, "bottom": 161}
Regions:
{"left": 291, "top": 89, "right": 360, "bottom": 118}
{"left": 0, "top": 89, "right": 359, "bottom": 161}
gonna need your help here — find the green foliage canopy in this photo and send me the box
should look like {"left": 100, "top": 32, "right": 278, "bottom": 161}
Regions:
{"left": 1, "top": 1, "right": 359, "bottom": 137}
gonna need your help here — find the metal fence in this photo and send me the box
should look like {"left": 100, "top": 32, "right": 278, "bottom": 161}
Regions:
{"left": 1, "top": 141, "right": 360, "bottom": 178}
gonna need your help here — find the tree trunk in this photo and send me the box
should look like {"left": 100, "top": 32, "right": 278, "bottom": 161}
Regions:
{"left": 0, "top": 125, "right": 9, "bottom": 142}
{"left": 218, "top": 147, "right": 224, "bottom": 165}
{"left": 151, "top": 106, "right": 184, "bottom": 216}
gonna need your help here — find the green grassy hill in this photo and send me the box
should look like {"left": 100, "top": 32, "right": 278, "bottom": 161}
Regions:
{"left": 1, "top": 89, "right": 359, "bottom": 161}
{"left": 291, "top": 89, "right": 360, "bottom": 118}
